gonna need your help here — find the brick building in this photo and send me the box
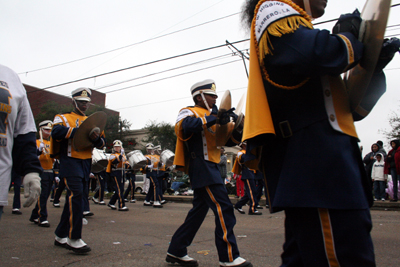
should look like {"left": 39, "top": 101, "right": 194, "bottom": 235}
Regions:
{"left": 24, "top": 84, "right": 119, "bottom": 117}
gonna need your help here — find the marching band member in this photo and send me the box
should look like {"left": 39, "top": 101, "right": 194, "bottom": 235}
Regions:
{"left": 92, "top": 170, "right": 107, "bottom": 205}
{"left": 154, "top": 145, "right": 167, "bottom": 204}
{"left": 106, "top": 140, "right": 129, "bottom": 211}
{"left": 241, "top": 0, "right": 400, "bottom": 265}
{"left": 29, "top": 120, "right": 55, "bottom": 227}
{"left": 166, "top": 79, "right": 252, "bottom": 267}
{"left": 51, "top": 87, "right": 106, "bottom": 254}
{"left": 123, "top": 168, "right": 137, "bottom": 203}
{"left": 143, "top": 143, "right": 163, "bottom": 208}
{"left": 232, "top": 142, "right": 261, "bottom": 215}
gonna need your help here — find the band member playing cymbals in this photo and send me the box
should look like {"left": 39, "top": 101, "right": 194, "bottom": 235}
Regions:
{"left": 107, "top": 140, "right": 129, "bottom": 211}
{"left": 51, "top": 87, "right": 106, "bottom": 254}
{"left": 241, "top": 0, "right": 400, "bottom": 265}
{"left": 166, "top": 79, "right": 252, "bottom": 267}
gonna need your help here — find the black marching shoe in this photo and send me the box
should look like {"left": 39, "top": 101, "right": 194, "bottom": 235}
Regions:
{"left": 248, "top": 210, "right": 262, "bottom": 215}
{"left": 166, "top": 253, "right": 198, "bottom": 266}
{"left": 234, "top": 207, "right": 245, "bottom": 214}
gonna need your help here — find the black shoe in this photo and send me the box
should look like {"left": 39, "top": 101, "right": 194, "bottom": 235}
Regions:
{"left": 53, "top": 202, "right": 60, "bottom": 208}
{"left": 166, "top": 254, "right": 198, "bottom": 266}
{"left": 256, "top": 205, "right": 263, "bottom": 209}
{"left": 220, "top": 261, "right": 253, "bottom": 267}
{"left": 12, "top": 209, "right": 22, "bottom": 215}
{"left": 248, "top": 210, "right": 262, "bottom": 215}
{"left": 66, "top": 244, "right": 91, "bottom": 254}
{"left": 235, "top": 207, "right": 245, "bottom": 214}
{"left": 54, "top": 240, "right": 67, "bottom": 248}
{"left": 29, "top": 218, "right": 39, "bottom": 224}
{"left": 108, "top": 203, "right": 117, "bottom": 210}
{"left": 83, "top": 211, "right": 94, "bottom": 217}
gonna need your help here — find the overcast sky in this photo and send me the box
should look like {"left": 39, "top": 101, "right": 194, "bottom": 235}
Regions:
{"left": 2, "top": 0, "right": 400, "bottom": 156}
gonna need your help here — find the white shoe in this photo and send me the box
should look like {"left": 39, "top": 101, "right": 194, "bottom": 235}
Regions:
{"left": 219, "top": 257, "right": 251, "bottom": 267}
{"left": 83, "top": 211, "right": 94, "bottom": 216}
{"left": 99, "top": 201, "right": 106, "bottom": 205}
{"left": 92, "top": 197, "right": 99, "bottom": 204}
{"left": 381, "top": 198, "right": 385, "bottom": 201}
{"left": 130, "top": 199, "right": 136, "bottom": 203}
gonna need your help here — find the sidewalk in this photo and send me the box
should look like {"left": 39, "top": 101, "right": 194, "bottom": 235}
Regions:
{"left": 133, "top": 194, "right": 400, "bottom": 211}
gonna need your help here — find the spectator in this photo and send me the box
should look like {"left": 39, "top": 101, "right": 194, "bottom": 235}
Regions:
{"left": 218, "top": 147, "right": 227, "bottom": 182}
{"left": 372, "top": 153, "right": 386, "bottom": 201}
{"left": 0, "top": 64, "right": 42, "bottom": 220}
{"left": 385, "top": 139, "right": 400, "bottom": 202}
{"left": 363, "top": 143, "right": 386, "bottom": 182}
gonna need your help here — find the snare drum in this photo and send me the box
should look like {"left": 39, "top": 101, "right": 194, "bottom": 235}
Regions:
{"left": 160, "top": 149, "right": 175, "bottom": 167}
{"left": 92, "top": 148, "right": 109, "bottom": 173}
{"left": 127, "top": 150, "right": 147, "bottom": 170}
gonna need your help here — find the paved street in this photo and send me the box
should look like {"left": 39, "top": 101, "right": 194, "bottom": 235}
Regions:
{"left": 1, "top": 193, "right": 400, "bottom": 267}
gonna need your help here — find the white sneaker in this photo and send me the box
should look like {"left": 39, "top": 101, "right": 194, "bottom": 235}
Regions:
{"left": 130, "top": 199, "right": 136, "bottom": 203}
{"left": 381, "top": 198, "right": 385, "bottom": 201}
{"left": 92, "top": 197, "right": 99, "bottom": 204}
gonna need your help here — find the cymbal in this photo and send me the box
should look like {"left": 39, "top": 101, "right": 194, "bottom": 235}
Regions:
{"left": 234, "top": 93, "right": 246, "bottom": 130}
{"left": 345, "top": 0, "right": 391, "bottom": 116}
{"left": 73, "top": 111, "right": 107, "bottom": 152}
{"left": 216, "top": 90, "right": 234, "bottom": 146}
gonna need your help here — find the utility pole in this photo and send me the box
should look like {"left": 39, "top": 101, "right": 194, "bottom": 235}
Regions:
{"left": 226, "top": 40, "right": 249, "bottom": 78}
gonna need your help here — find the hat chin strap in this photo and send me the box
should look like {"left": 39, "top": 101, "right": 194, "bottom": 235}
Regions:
{"left": 200, "top": 92, "right": 211, "bottom": 111}
{"left": 73, "top": 99, "right": 86, "bottom": 116}
{"left": 302, "top": 0, "right": 314, "bottom": 18}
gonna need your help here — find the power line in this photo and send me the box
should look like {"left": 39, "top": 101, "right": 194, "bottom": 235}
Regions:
{"left": 28, "top": 57, "right": 245, "bottom": 107}
{"left": 94, "top": 53, "right": 234, "bottom": 91}
{"left": 37, "top": 39, "right": 248, "bottom": 91}
{"left": 18, "top": 12, "right": 240, "bottom": 75}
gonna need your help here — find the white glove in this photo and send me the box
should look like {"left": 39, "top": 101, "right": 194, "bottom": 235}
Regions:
{"left": 39, "top": 142, "right": 45, "bottom": 150}
{"left": 55, "top": 177, "right": 60, "bottom": 183}
{"left": 121, "top": 148, "right": 125, "bottom": 155}
{"left": 22, "top": 172, "right": 41, "bottom": 207}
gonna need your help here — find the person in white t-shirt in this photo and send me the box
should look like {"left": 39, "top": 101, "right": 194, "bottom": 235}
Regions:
{"left": 0, "top": 64, "right": 42, "bottom": 220}
{"left": 372, "top": 153, "right": 386, "bottom": 201}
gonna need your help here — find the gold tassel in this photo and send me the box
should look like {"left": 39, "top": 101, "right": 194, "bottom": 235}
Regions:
{"left": 258, "top": 15, "right": 313, "bottom": 63}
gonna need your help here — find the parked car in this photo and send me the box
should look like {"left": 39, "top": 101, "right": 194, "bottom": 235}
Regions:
{"left": 124, "top": 174, "right": 145, "bottom": 194}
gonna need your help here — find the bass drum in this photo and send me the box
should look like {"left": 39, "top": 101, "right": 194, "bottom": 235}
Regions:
{"left": 160, "top": 149, "right": 175, "bottom": 167}
{"left": 92, "top": 148, "right": 109, "bottom": 173}
{"left": 127, "top": 150, "right": 147, "bottom": 170}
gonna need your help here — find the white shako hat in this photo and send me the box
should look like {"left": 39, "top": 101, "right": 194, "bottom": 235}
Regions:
{"left": 146, "top": 143, "right": 154, "bottom": 149}
{"left": 72, "top": 87, "right": 91, "bottom": 102}
{"left": 39, "top": 120, "right": 53, "bottom": 130}
{"left": 113, "top": 140, "right": 123, "bottom": 147}
{"left": 154, "top": 145, "right": 161, "bottom": 150}
{"left": 190, "top": 79, "right": 217, "bottom": 97}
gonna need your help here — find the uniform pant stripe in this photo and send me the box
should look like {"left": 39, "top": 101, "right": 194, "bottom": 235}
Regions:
{"left": 318, "top": 208, "right": 340, "bottom": 267}
{"left": 114, "top": 177, "right": 123, "bottom": 208}
{"left": 205, "top": 186, "right": 233, "bottom": 262}
{"left": 246, "top": 180, "right": 256, "bottom": 213}
{"left": 64, "top": 178, "right": 74, "bottom": 238}
{"left": 130, "top": 180, "right": 134, "bottom": 199}
{"left": 149, "top": 177, "right": 156, "bottom": 201}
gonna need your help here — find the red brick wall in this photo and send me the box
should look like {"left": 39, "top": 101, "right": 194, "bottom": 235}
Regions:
{"left": 24, "top": 84, "right": 119, "bottom": 117}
